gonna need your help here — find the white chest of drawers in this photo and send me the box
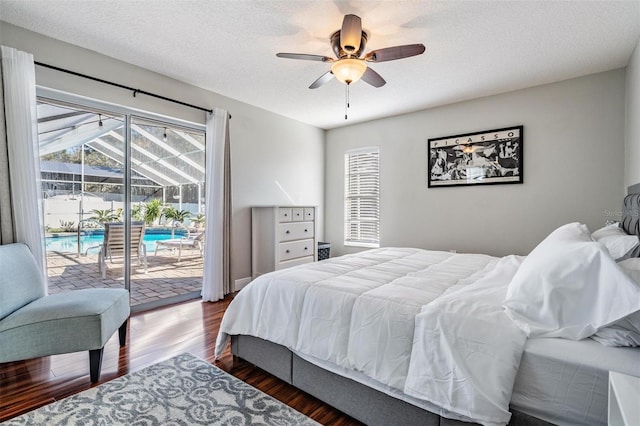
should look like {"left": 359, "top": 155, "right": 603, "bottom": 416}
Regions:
{"left": 251, "top": 206, "right": 317, "bottom": 279}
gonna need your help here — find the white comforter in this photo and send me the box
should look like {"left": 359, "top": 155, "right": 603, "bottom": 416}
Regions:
{"left": 215, "top": 248, "right": 527, "bottom": 425}
{"left": 404, "top": 254, "right": 527, "bottom": 425}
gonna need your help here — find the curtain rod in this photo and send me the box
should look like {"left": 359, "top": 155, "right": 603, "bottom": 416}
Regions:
{"left": 34, "top": 61, "right": 226, "bottom": 117}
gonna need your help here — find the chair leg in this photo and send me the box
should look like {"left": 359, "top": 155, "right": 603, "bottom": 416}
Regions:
{"left": 89, "top": 348, "right": 104, "bottom": 383}
{"left": 119, "top": 319, "right": 128, "bottom": 346}
{"left": 142, "top": 246, "right": 147, "bottom": 273}
{"left": 99, "top": 250, "right": 106, "bottom": 279}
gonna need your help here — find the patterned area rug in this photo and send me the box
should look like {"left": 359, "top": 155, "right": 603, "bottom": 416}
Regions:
{"left": 4, "top": 353, "right": 320, "bottom": 425}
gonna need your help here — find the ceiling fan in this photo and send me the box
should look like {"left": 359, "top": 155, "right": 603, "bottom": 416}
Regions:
{"left": 276, "top": 14, "right": 426, "bottom": 90}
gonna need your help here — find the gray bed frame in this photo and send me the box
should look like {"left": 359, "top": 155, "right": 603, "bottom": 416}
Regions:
{"left": 231, "top": 335, "right": 549, "bottom": 426}
{"left": 231, "top": 185, "right": 640, "bottom": 426}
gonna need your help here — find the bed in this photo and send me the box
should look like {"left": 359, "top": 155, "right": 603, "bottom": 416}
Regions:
{"left": 215, "top": 188, "right": 640, "bottom": 426}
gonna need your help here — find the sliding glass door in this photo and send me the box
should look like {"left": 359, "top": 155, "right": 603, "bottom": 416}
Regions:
{"left": 38, "top": 100, "right": 127, "bottom": 287}
{"left": 36, "top": 95, "right": 205, "bottom": 311}
{"left": 129, "top": 117, "right": 205, "bottom": 308}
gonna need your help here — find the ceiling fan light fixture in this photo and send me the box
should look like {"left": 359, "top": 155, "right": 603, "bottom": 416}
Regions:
{"left": 331, "top": 59, "right": 367, "bottom": 84}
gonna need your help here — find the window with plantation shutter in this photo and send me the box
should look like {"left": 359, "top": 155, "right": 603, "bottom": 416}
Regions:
{"left": 344, "top": 147, "right": 380, "bottom": 247}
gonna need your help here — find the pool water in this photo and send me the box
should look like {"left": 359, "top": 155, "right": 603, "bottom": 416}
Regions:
{"left": 45, "top": 231, "right": 185, "bottom": 254}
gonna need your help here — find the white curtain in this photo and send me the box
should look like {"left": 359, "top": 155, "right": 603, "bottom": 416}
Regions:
{"left": 0, "top": 45, "right": 47, "bottom": 283}
{"left": 202, "top": 108, "right": 232, "bottom": 301}
{"left": 0, "top": 49, "right": 12, "bottom": 245}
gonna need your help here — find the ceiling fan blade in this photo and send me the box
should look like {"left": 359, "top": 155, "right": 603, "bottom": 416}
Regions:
{"left": 276, "top": 53, "right": 334, "bottom": 62}
{"left": 309, "top": 71, "right": 335, "bottom": 89}
{"left": 340, "top": 14, "right": 362, "bottom": 55}
{"left": 364, "top": 44, "right": 426, "bottom": 62}
{"left": 361, "top": 67, "right": 386, "bottom": 88}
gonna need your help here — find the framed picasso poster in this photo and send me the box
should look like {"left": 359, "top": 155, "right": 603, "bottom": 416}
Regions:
{"left": 427, "top": 125, "right": 523, "bottom": 188}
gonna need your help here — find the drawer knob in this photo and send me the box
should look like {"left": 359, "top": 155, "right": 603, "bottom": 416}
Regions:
{"left": 284, "top": 213, "right": 288, "bottom": 217}
{"left": 286, "top": 230, "right": 290, "bottom": 234}
{"left": 304, "top": 229, "right": 308, "bottom": 232}
{"left": 304, "top": 247, "right": 308, "bottom": 250}
{"left": 286, "top": 249, "right": 290, "bottom": 253}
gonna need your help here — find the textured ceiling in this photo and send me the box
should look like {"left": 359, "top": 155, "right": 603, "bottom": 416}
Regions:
{"left": 1, "top": 0, "right": 639, "bottom": 129}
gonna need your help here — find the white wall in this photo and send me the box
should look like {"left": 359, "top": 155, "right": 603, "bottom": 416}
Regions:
{"left": 326, "top": 70, "right": 626, "bottom": 257}
{"left": 626, "top": 36, "right": 640, "bottom": 189}
{"left": 0, "top": 22, "right": 325, "bottom": 282}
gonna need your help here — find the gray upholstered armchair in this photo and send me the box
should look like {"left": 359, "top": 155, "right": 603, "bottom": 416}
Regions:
{"left": 0, "top": 243, "right": 130, "bottom": 382}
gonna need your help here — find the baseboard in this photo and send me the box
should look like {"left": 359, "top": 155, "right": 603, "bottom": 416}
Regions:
{"left": 234, "top": 277, "right": 252, "bottom": 291}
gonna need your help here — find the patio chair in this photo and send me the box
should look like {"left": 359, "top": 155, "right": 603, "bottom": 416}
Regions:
{"left": 154, "top": 230, "right": 204, "bottom": 262}
{"left": 98, "top": 221, "right": 147, "bottom": 278}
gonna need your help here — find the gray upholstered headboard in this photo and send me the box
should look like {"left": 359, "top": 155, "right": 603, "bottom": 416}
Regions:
{"left": 621, "top": 183, "right": 640, "bottom": 242}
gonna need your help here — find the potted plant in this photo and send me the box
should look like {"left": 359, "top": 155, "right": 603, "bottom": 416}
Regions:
{"left": 163, "top": 206, "right": 191, "bottom": 237}
{"left": 131, "top": 203, "right": 144, "bottom": 222}
{"left": 143, "top": 199, "right": 163, "bottom": 226}
{"left": 192, "top": 213, "right": 205, "bottom": 229}
{"left": 90, "top": 209, "right": 120, "bottom": 224}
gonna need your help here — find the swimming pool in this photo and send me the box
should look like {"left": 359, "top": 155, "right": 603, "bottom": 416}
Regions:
{"left": 45, "top": 230, "right": 187, "bottom": 254}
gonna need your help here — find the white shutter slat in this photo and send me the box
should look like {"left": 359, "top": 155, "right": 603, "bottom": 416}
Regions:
{"left": 344, "top": 147, "right": 380, "bottom": 247}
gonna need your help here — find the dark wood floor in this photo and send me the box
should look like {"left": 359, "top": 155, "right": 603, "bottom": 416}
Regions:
{"left": 0, "top": 296, "right": 362, "bottom": 425}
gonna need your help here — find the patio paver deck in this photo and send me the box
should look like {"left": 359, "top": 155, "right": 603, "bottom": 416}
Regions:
{"left": 46, "top": 249, "right": 203, "bottom": 306}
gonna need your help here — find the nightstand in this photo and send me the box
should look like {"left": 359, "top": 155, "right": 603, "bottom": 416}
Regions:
{"left": 608, "top": 371, "right": 640, "bottom": 426}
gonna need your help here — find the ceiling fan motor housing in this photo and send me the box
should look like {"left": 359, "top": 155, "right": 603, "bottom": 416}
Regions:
{"left": 331, "top": 30, "right": 368, "bottom": 58}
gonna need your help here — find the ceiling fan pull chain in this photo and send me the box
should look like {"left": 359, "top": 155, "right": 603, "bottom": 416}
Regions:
{"left": 345, "top": 83, "right": 348, "bottom": 120}
{"left": 344, "top": 83, "right": 352, "bottom": 120}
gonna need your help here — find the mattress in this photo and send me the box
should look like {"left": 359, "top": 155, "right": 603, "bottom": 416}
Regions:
{"left": 512, "top": 337, "right": 640, "bottom": 426}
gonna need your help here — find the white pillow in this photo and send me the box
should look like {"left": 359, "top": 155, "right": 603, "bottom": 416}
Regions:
{"left": 504, "top": 222, "right": 640, "bottom": 340}
{"left": 591, "top": 258, "right": 640, "bottom": 347}
{"left": 618, "top": 257, "right": 640, "bottom": 282}
{"left": 590, "top": 315, "right": 640, "bottom": 346}
{"left": 591, "top": 224, "right": 639, "bottom": 260}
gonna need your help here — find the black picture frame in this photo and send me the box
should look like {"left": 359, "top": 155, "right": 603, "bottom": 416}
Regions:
{"left": 427, "top": 125, "right": 523, "bottom": 188}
